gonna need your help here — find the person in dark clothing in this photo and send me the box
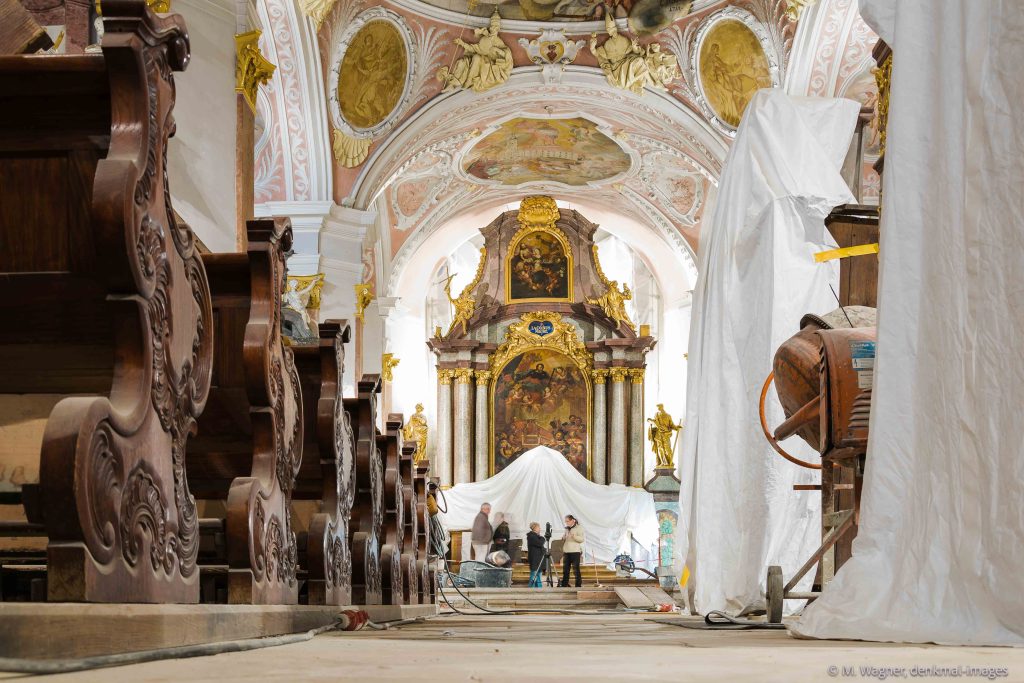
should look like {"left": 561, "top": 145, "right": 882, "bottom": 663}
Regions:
{"left": 526, "top": 522, "right": 547, "bottom": 588}
{"left": 560, "top": 514, "right": 584, "bottom": 588}
{"left": 490, "top": 516, "right": 511, "bottom": 558}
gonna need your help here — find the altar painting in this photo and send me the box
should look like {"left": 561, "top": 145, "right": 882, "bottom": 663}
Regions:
{"left": 507, "top": 230, "right": 571, "bottom": 301}
{"left": 493, "top": 349, "right": 589, "bottom": 477}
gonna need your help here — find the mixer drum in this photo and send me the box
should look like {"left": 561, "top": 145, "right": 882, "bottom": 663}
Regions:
{"left": 772, "top": 306, "right": 876, "bottom": 451}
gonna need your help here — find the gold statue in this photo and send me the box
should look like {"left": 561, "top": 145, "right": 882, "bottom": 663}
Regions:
{"left": 403, "top": 403, "right": 429, "bottom": 463}
{"left": 589, "top": 12, "right": 678, "bottom": 95}
{"left": 437, "top": 10, "right": 513, "bottom": 93}
{"left": 647, "top": 403, "right": 681, "bottom": 469}
{"left": 586, "top": 279, "right": 635, "bottom": 332}
{"left": 444, "top": 273, "right": 476, "bottom": 337}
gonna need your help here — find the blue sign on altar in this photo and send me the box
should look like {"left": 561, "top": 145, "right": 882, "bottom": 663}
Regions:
{"left": 528, "top": 320, "right": 554, "bottom": 337}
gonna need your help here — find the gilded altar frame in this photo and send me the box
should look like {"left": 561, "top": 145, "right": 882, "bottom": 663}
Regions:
{"left": 488, "top": 312, "right": 593, "bottom": 477}
{"left": 504, "top": 197, "right": 574, "bottom": 304}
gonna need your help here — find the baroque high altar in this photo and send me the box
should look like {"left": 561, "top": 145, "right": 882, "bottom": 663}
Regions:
{"left": 430, "top": 197, "right": 655, "bottom": 487}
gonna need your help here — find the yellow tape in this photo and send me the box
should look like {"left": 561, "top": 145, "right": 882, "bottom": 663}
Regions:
{"left": 814, "top": 243, "right": 879, "bottom": 263}
{"left": 679, "top": 566, "right": 691, "bottom": 588}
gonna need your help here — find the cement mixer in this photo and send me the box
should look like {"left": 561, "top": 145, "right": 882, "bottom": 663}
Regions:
{"left": 758, "top": 306, "right": 876, "bottom": 623}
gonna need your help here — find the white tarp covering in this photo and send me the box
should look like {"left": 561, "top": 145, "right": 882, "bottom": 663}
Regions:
{"left": 437, "top": 446, "right": 658, "bottom": 563}
{"left": 793, "top": 0, "right": 1024, "bottom": 646}
{"left": 676, "top": 89, "right": 859, "bottom": 614}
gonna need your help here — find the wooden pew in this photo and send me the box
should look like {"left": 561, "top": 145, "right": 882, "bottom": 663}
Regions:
{"left": 0, "top": 2, "right": 211, "bottom": 602}
{"left": 399, "top": 440, "right": 419, "bottom": 604}
{"left": 345, "top": 376, "right": 383, "bottom": 605}
{"left": 379, "top": 415, "right": 405, "bottom": 605}
{"left": 292, "top": 321, "right": 354, "bottom": 606}
{"left": 414, "top": 460, "right": 434, "bottom": 604}
{"left": 188, "top": 218, "right": 302, "bottom": 605}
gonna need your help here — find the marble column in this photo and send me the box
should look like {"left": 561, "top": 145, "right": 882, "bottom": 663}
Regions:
{"left": 474, "top": 370, "right": 491, "bottom": 482}
{"left": 628, "top": 368, "right": 646, "bottom": 487}
{"left": 608, "top": 367, "right": 628, "bottom": 485}
{"left": 453, "top": 368, "right": 474, "bottom": 485}
{"left": 437, "top": 369, "right": 454, "bottom": 487}
{"left": 590, "top": 369, "right": 609, "bottom": 484}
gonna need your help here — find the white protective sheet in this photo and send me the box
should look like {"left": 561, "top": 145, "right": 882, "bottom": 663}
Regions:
{"left": 437, "top": 446, "right": 658, "bottom": 563}
{"left": 793, "top": 0, "right": 1024, "bottom": 646}
{"left": 676, "top": 89, "right": 859, "bottom": 614}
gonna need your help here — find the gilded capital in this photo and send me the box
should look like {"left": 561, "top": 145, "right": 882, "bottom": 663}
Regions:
{"left": 354, "top": 282, "right": 374, "bottom": 322}
{"left": 628, "top": 368, "right": 645, "bottom": 384}
{"left": 475, "top": 369, "right": 492, "bottom": 386}
{"left": 610, "top": 367, "right": 628, "bottom": 383}
{"left": 591, "top": 368, "right": 609, "bottom": 385}
{"left": 234, "top": 30, "right": 276, "bottom": 114}
{"left": 381, "top": 353, "right": 400, "bottom": 382}
{"left": 438, "top": 368, "right": 455, "bottom": 385}
{"left": 453, "top": 368, "right": 474, "bottom": 384}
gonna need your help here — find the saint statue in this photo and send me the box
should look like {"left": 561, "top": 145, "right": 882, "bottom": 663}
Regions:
{"left": 403, "top": 403, "right": 429, "bottom": 463}
{"left": 647, "top": 403, "right": 681, "bottom": 469}
{"left": 586, "top": 279, "right": 635, "bottom": 332}
{"left": 590, "top": 11, "right": 679, "bottom": 95}
{"left": 437, "top": 11, "right": 513, "bottom": 93}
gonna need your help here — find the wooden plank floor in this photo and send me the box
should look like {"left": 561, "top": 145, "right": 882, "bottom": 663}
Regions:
{"left": 15, "top": 612, "right": 1024, "bottom": 682}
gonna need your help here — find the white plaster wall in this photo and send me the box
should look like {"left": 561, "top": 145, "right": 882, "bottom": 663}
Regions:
{"left": 167, "top": 0, "right": 241, "bottom": 253}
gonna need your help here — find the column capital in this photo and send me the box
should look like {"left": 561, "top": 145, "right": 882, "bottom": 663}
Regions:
{"left": 591, "top": 368, "right": 609, "bottom": 384}
{"left": 453, "top": 368, "right": 474, "bottom": 384}
{"left": 438, "top": 368, "right": 456, "bottom": 385}
{"left": 610, "top": 367, "right": 629, "bottom": 383}
{"left": 474, "top": 369, "right": 492, "bottom": 385}
{"left": 628, "top": 367, "right": 645, "bottom": 384}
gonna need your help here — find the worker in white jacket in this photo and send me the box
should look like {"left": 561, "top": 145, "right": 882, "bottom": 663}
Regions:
{"left": 560, "top": 515, "right": 585, "bottom": 587}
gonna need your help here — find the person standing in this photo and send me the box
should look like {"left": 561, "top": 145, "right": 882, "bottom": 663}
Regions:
{"left": 490, "top": 514, "right": 510, "bottom": 557}
{"left": 561, "top": 515, "right": 584, "bottom": 588}
{"left": 526, "top": 522, "right": 547, "bottom": 588}
{"left": 471, "top": 502, "right": 493, "bottom": 561}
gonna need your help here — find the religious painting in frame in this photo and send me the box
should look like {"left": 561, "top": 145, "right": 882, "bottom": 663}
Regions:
{"left": 505, "top": 228, "right": 573, "bottom": 302}
{"left": 337, "top": 19, "right": 408, "bottom": 130}
{"left": 692, "top": 9, "right": 778, "bottom": 134}
{"left": 492, "top": 349, "right": 590, "bottom": 477}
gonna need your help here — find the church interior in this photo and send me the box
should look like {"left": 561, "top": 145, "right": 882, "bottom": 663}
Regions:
{"left": 1, "top": 0, "right": 1022, "bottom": 679}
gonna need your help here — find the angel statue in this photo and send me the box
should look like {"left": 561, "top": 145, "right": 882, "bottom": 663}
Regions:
{"left": 586, "top": 279, "right": 635, "bottom": 332}
{"left": 647, "top": 404, "right": 681, "bottom": 469}
{"left": 403, "top": 404, "right": 429, "bottom": 463}
{"left": 437, "top": 10, "right": 513, "bottom": 93}
{"left": 444, "top": 273, "right": 476, "bottom": 337}
{"left": 282, "top": 274, "right": 323, "bottom": 341}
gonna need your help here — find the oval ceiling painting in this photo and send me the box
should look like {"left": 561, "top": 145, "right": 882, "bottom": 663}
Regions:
{"left": 697, "top": 19, "right": 772, "bottom": 129}
{"left": 337, "top": 20, "right": 408, "bottom": 131}
{"left": 462, "top": 117, "right": 631, "bottom": 188}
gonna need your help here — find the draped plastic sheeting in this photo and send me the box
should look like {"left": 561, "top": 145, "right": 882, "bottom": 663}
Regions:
{"left": 793, "top": 0, "right": 1024, "bottom": 646}
{"left": 437, "top": 447, "right": 658, "bottom": 563}
{"left": 676, "top": 90, "right": 859, "bottom": 614}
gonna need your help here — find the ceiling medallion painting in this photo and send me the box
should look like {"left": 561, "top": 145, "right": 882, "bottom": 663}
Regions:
{"left": 328, "top": 8, "right": 416, "bottom": 166}
{"left": 694, "top": 11, "right": 774, "bottom": 131}
{"left": 461, "top": 116, "right": 632, "bottom": 188}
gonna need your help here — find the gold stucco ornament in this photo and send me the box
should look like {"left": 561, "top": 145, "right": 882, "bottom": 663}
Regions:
{"left": 235, "top": 30, "right": 276, "bottom": 113}
{"left": 332, "top": 129, "right": 371, "bottom": 168}
{"left": 382, "top": 353, "right": 400, "bottom": 382}
{"left": 437, "top": 10, "right": 513, "bottom": 93}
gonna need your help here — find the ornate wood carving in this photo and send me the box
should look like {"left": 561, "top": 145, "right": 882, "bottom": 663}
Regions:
{"left": 191, "top": 218, "right": 302, "bottom": 605}
{"left": 293, "top": 320, "right": 354, "bottom": 606}
{"left": 379, "top": 415, "right": 405, "bottom": 605}
{"left": 413, "top": 460, "right": 433, "bottom": 604}
{"left": 0, "top": 2, "right": 212, "bottom": 602}
{"left": 399, "top": 440, "right": 419, "bottom": 604}
{"left": 346, "top": 375, "right": 383, "bottom": 605}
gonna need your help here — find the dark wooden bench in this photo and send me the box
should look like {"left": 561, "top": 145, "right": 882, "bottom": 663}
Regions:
{"left": 0, "top": 2, "right": 211, "bottom": 603}
{"left": 345, "top": 376, "right": 383, "bottom": 605}
{"left": 292, "top": 321, "right": 354, "bottom": 606}
{"left": 189, "top": 218, "right": 303, "bottom": 605}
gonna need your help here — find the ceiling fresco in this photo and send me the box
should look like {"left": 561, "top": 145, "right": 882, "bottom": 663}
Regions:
{"left": 696, "top": 18, "right": 772, "bottom": 128}
{"left": 461, "top": 117, "right": 632, "bottom": 187}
